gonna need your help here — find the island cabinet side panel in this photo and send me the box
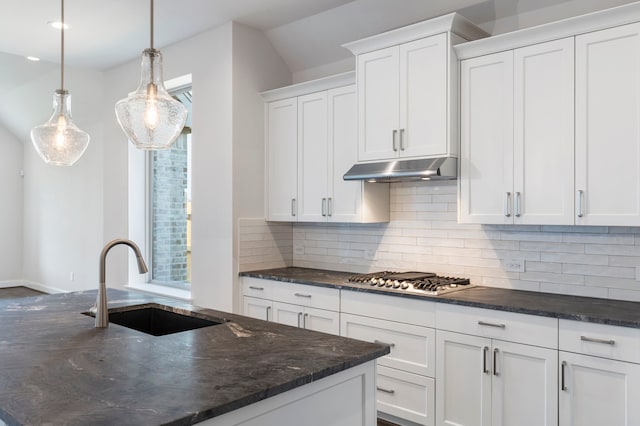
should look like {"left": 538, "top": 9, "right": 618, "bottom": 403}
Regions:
{"left": 197, "top": 361, "right": 377, "bottom": 426}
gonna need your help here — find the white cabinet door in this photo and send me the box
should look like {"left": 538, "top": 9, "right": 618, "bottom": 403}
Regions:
{"left": 559, "top": 351, "right": 640, "bottom": 426}
{"left": 357, "top": 46, "right": 400, "bottom": 161}
{"left": 272, "top": 302, "right": 339, "bottom": 335}
{"left": 266, "top": 98, "right": 298, "bottom": 221}
{"left": 492, "top": 341, "right": 558, "bottom": 426}
{"left": 242, "top": 296, "right": 272, "bottom": 322}
{"left": 513, "top": 38, "right": 574, "bottom": 225}
{"left": 327, "top": 85, "right": 361, "bottom": 222}
{"left": 459, "top": 51, "right": 514, "bottom": 224}
{"left": 297, "top": 92, "right": 328, "bottom": 222}
{"left": 399, "top": 33, "right": 448, "bottom": 158}
{"left": 575, "top": 23, "right": 640, "bottom": 225}
{"left": 436, "top": 330, "right": 491, "bottom": 426}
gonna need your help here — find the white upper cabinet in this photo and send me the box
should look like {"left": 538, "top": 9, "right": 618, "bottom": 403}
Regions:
{"left": 459, "top": 51, "right": 514, "bottom": 225}
{"left": 266, "top": 98, "right": 298, "bottom": 221}
{"left": 457, "top": 3, "right": 640, "bottom": 226}
{"left": 575, "top": 22, "right": 640, "bottom": 226}
{"left": 357, "top": 34, "right": 448, "bottom": 161}
{"left": 345, "top": 13, "right": 489, "bottom": 163}
{"left": 263, "top": 74, "right": 389, "bottom": 223}
{"left": 460, "top": 38, "right": 574, "bottom": 225}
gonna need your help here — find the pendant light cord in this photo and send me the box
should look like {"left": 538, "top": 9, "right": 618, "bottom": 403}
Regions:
{"left": 150, "top": 0, "right": 154, "bottom": 49}
{"left": 60, "top": 0, "right": 65, "bottom": 91}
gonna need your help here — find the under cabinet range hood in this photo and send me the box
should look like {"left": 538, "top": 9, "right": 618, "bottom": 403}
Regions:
{"left": 343, "top": 157, "right": 457, "bottom": 183}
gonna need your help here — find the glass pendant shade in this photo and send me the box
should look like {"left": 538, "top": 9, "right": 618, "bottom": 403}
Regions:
{"left": 115, "top": 48, "right": 187, "bottom": 150}
{"left": 30, "top": 90, "right": 90, "bottom": 166}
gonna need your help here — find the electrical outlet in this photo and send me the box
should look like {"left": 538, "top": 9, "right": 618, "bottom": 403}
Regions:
{"left": 69, "top": 272, "right": 75, "bottom": 281}
{"left": 505, "top": 260, "right": 525, "bottom": 273}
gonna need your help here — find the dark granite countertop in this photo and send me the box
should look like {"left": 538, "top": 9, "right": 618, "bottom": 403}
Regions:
{"left": 0, "top": 289, "right": 388, "bottom": 425}
{"left": 240, "top": 267, "right": 640, "bottom": 329}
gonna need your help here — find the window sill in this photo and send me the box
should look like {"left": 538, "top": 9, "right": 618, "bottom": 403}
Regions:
{"left": 126, "top": 283, "right": 192, "bottom": 302}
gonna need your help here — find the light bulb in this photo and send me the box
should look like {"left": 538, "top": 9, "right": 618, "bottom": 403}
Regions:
{"left": 144, "top": 83, "right": 159, "bottom": 130}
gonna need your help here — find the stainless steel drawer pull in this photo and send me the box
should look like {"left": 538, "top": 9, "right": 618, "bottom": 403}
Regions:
{"left": 482, "top": 346, "right": 489, "bottom": 374}
{"left": 322, "top": 198, "right": 327, "bottom": 216}
{"left": 291, "top": 198, "right": 296, "bottom": 217}
{"left": 580, "top": 336, "right": 615, "bottom": 345}
{"left": 297, "top": 312, "right": 303, "bottom": 328}
{"left": 265, "top": 306, "right": 271, "bottom": 321}
{"left": 576, "top": 190, "right": 584, "bottom": 218}
{"left": 377, "top": 387, "right": 395, "bottom": 395}
{"left": 303, "top": 313, "right": 309, "bottom": 329}
{"left": 374, "top": 340, "right": 396, "bottom": 348}
{"left": 392, "top": 130, "right": 398, "bottom": 151}
{"left": 504, "top": 192, "right": 512, "bottom": 217}
{"left": 515, "top": 192, "right": 521, "bottom": 217}
{"left": 294, "top": 293, "right": 312, "bottom": 298}
{"left": 561, "top": 360, "right": 567, "bottom": 391}
{"left": 248, "top": 286, "right": 264, "bottom": 291}
{"left": 328, "top": 198, "right": 333, "bottom": 217}
{"left": 493, "top": 348, "right": 499, "bottom": 376}
{"left": 478, "top": 321, "right": 506, "bottom": 329}
{"left": 399, "top": 128, "right": 405, "bottom": 151}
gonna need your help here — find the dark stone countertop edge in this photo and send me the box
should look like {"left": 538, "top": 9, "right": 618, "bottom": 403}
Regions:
{"left": 240, "top": 268, "right": 640, "bottom": 329}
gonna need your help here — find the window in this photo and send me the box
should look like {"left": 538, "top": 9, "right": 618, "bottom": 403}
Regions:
{"left": 148, "top": 87, "right": 192, "bottom": 290}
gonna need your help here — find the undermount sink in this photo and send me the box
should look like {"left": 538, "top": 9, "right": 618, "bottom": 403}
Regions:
{"left": 84, "top": 305, "right": 228, "bottom": 336}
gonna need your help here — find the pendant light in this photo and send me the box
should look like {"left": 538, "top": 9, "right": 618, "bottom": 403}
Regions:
{"left": 30, "top": 0, "right": 90, "bottom": 166}
{"left": 115, "top": 0, "right": 187, "bottom": 150}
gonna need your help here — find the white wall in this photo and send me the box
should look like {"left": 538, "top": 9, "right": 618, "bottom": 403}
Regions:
{"left": 0, "top": 124, "right": 23, "bottom": 284}
{"left": 15, "top": 62, "right": 105, "bottom": 294}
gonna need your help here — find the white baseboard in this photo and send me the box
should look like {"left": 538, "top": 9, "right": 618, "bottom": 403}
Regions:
{"left": 0, "top": 280, "right": 25, "bottom": 289}
{"left": 20, "top": 281, "right": 68, "bottom": 294}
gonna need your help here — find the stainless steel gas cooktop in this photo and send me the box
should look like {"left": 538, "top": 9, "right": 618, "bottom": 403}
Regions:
{"left": 347, "top": 271, "right": 472, "bottom": 296}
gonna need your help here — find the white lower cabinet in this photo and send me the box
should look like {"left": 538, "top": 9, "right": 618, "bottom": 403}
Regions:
{"left": 241, "top": 278, "right": 340, "bottom": 335}
{"left": 435, "top": 304, "right": 558, "bottom": 426}
{"left": 341, "top": 291, "right": 436, "bottom": 425}
{"left": 273, "top": 301, "right": 340, "bottom": 335}
{"left": 559, "top": 319, "right": 640, "bottom": 426}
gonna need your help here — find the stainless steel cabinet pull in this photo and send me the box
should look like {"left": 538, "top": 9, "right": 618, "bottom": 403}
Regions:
{"left": 580, "top": 336, "right": 615, "bottom": 345}
{"left": 322, "top": 198, "right": 327, "bottom": 216}
{"left": 392, "top": 130, "right": 398, "bottom": 151}
{"left": 377, "top": 387, "right": 395, "bottom": 395}
{"left": 328, "top": 198, "right": 333, "bottom": 217}
{"left": 482, "top": 346, "right": 489, "bottom": 374}
{"left": 561, "top": 360, "right": 567, "bottom": 391}
{"left": 249, "top": 286, "right": 264, "bottom": 291}
{"left": 504, "top": 192, "right": 512, "bottom": 217}
{"left": 478, "top": 321, "right": 506, "bottom": 329}
{"left": 515, "top": 192, "right": 521, "bottom": 217}
{"left": 265, "top": 306, "right": 271, "bottom": 321}
{"left": 493, "top": 348, "right": 499, "bottom": 376}
{"left": 303, "top": 313, "right": 309, "bottom": 329}
{"left": 399, "top": 129, "right": 405, "bottom": 151}
{"left": 291, "top": 198, "right": 296, "bottom": 217}
{"left": 297, "top": 312, "right": 303, "bottom": 328}
{"left": 576, "top": 190, "right": 584, "bottom": 218}
{"left": 374, "top": 340, "right": 396, "bottom": 348}
{"left": 294, "top": 293, "right": 312, "bottom": 298}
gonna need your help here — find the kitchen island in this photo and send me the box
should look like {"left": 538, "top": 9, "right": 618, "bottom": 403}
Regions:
{"left": 0, "top": 289, "right": 388, "bottom": 425}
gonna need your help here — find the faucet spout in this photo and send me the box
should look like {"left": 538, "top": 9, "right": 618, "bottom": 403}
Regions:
{"left": 95, "top": 238, "right": 148, "bottom": 328}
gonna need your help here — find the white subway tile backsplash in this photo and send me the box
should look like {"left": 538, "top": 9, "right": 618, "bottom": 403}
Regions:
{"left": 238, "top": 183, "right": 640, "bottom": 302}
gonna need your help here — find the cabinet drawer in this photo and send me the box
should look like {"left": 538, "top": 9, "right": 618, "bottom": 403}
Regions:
{"left": 272, "top": 282, "right": 340, "bottom": 311}
{"left": 341, "top": 290, "right": 435, "bottom": 327}
{"left": 377, "top": 365, "right": 435, "bottom": 426}
{"left": 436, "top": 303, "right": 558, "bottom": 349}
{"left": 560, "top": 319, "right": 640, "bottom": 364}
{"left": 341, "top": 313, "right": 435, "bottom": 377}
{"left": 242, "top": 277, "right": 276, "bottom": 299}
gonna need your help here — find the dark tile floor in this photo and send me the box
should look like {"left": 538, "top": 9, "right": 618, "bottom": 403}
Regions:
{"left": 0, "top": 286, "right": 399, "bottom": 425}
{"left": 0, "top": 286, "right": 46, "bottom": 299}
